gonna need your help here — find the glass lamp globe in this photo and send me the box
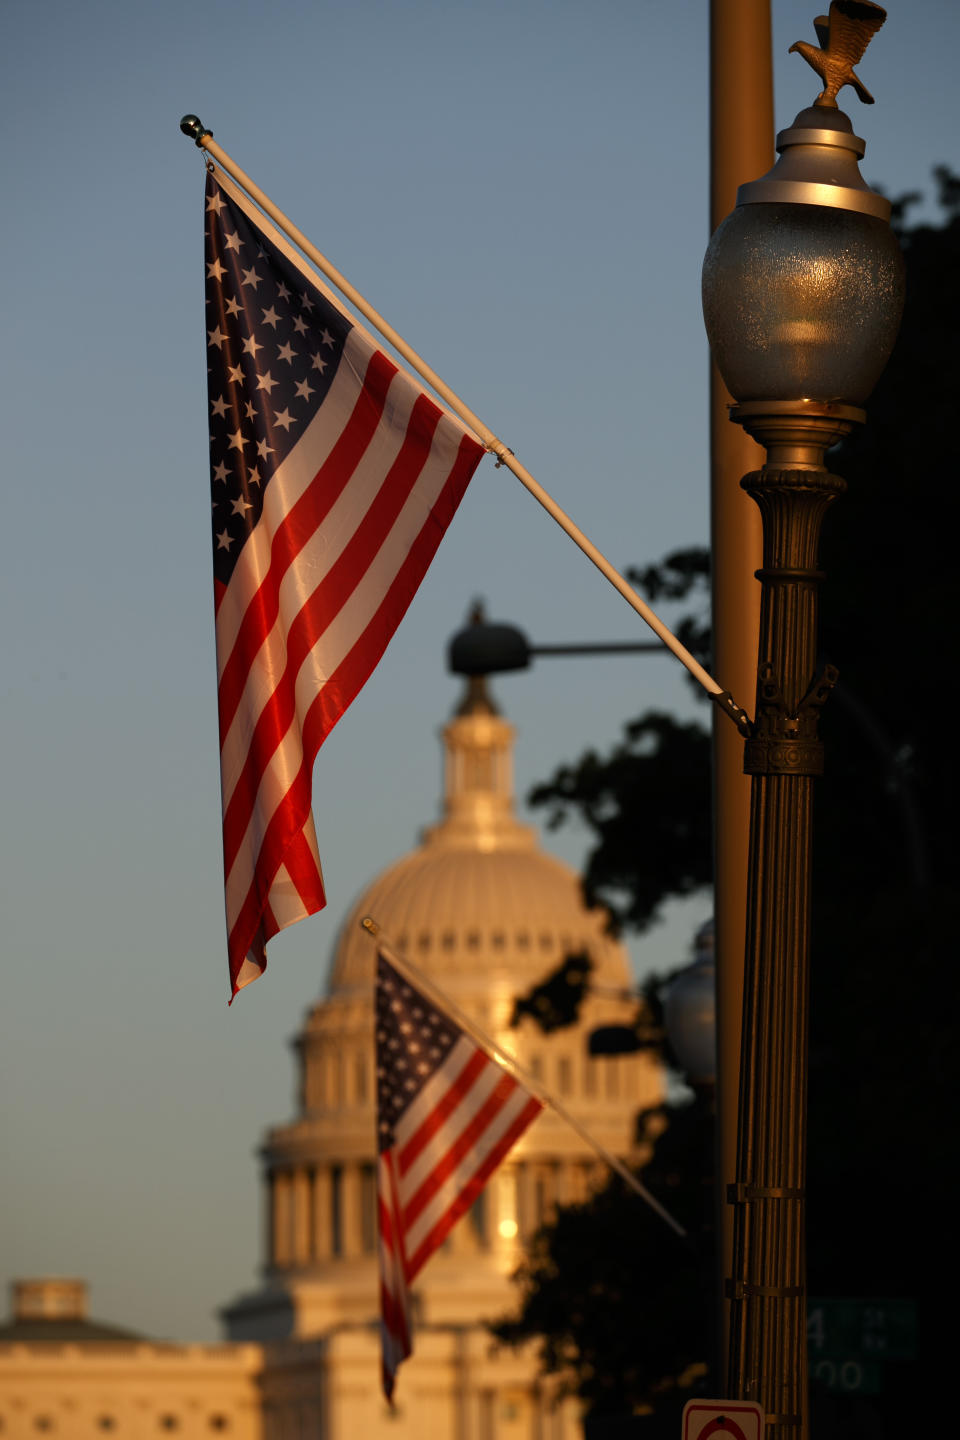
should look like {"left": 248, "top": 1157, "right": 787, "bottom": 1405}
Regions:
{"left": 663, "top": 920, "right": 717, "bottom": 1087}
{"left": 702, "top": 105, "right": 905, "bottom": 407}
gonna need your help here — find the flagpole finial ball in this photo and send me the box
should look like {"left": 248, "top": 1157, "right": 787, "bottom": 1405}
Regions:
{"left": 180, "top": 114, "right": 211, "bottom": 145}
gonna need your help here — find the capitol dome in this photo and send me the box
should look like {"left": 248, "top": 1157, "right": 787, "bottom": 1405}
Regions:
{"left": 223, "top": 672, "right": 662, "bottom": 1351}
{"left": 331, "top": 674, "right": 635, "bottom": 1011}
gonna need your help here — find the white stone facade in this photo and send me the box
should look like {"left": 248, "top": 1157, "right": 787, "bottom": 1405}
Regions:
{"left": 0, "top": 1281, "right": 261, "bottom": 1440}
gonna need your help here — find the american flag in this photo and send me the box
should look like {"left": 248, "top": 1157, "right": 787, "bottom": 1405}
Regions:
{"left": 203, "top": 170, "right": 485, "bottom": 997}
{"left": 376, "top": 949, "right": 543, "bottom": 1401}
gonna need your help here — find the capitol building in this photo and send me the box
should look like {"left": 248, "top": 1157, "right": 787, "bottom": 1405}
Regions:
{"left": 0, "top": 670, "right": 662, "bottom": 1438}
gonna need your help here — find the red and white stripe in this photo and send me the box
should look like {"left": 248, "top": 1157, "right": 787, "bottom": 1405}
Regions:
{"left": 214, "top": 186, "right": 484, "bottom": 997}
{"left": 378, "top": 1034, "right": 542, "bottom": 1400}
{"left": 378, "top": 1149, "right": 413, "bottom": 1399}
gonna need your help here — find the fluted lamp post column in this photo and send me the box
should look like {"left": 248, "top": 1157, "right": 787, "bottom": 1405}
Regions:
{"left": 700, "top": 7, "right": 904, "bottom": 1437}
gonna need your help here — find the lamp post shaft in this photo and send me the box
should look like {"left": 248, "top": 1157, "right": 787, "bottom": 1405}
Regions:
{"left": 725, "top": 417, "right": 848, "bottom": 1439}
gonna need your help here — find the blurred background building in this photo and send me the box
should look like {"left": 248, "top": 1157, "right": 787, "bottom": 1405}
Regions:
{"left": 0, "top": 675, "right": 662, "bottom": 1439}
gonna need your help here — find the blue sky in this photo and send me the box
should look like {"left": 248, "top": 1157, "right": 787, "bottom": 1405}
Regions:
{"left": 2, "top": 0, "right": 956, "bottom": 1341}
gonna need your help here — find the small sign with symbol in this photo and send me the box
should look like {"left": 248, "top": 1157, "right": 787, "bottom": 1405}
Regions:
{"left": 681, "top": 1400, "right": 764, "bottom": 1440}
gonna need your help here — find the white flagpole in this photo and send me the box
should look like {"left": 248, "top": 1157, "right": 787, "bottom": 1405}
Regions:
{"left": 362, "top": 917, "right": 687, "bottom": 1239}
{"left": 180, "top": 116, "right": 750, "bottom": 735}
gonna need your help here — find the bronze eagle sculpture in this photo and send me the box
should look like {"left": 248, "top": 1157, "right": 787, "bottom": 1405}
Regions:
{"left": 789, "top": 0, "right": 887, "bottom": 106}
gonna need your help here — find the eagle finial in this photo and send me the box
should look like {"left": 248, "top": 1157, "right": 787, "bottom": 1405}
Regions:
{"left": 789, "top": 0, "right": 887, "bottom": 108}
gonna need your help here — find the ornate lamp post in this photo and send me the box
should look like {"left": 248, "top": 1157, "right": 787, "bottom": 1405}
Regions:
{"left": 701, "top": 7, "right": 904, "bottom": 1436}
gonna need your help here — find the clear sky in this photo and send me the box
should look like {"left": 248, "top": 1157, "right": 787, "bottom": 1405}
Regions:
{"left": 2, "top": 0, "right": 956, "bottom": 1342}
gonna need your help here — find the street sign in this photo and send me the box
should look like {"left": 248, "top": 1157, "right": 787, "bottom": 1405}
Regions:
{"left": 807, "top": 1298, "right": 917, "bottom": 1362}
{"left": 681, "top": 1400, "right": 764, "bottom": 1440}
{"left": 806, "top": 1298, "right": 916, "bottom": 1395}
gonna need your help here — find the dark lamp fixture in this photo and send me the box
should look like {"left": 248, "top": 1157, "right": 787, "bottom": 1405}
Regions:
{"left": 663, "top": 920, "right": 717, "bottom": 1087}
{"left": 447, "top": 609, "right": 665, "bottom": 679}
{"left": 448, "top": 618, "right": 531, "bottom": 676}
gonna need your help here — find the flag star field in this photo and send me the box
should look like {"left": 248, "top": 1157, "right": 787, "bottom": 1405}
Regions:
{"left": 205, "top": 184, "right": 350, "bottom": 588}
{"left": 376, "top": 962, "right": 460, "bottom": 1146}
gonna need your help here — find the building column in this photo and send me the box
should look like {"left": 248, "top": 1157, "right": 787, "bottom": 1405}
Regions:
{"left": 291, "top": 1167, "right": 311, "bottom": 1264}
{"left": 312, "top": 1166, "right": 332, "bottom": 1261}
{"left": 493, "top": 1165, "right": 519, "bottom": 1258}
{"left": 263, "top": 1172, "right": 275, "bottom": 1271}
{"left": 341, "top": 1162, "right": 363, "bottom": 1257}
{"left": 553, "top": 1160, "right": 575, "bottom": 1208}
{"left": 272, "top": 1169, "right": 292, "bottom": 1267}
{"left": 516, "top": 1161, "right": 535, "bottom": 1238}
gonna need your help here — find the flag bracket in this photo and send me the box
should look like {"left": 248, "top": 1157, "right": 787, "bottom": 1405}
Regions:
{"left": 711, "top": 689, "right": 753, "bottom": 739}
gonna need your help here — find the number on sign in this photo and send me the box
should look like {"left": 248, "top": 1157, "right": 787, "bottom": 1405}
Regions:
{"left": 813, "top": 1360, "right": 864, "bottom": 1393}
{"left": 807, "top": 1307, "right": 825, "bottom": 1352}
